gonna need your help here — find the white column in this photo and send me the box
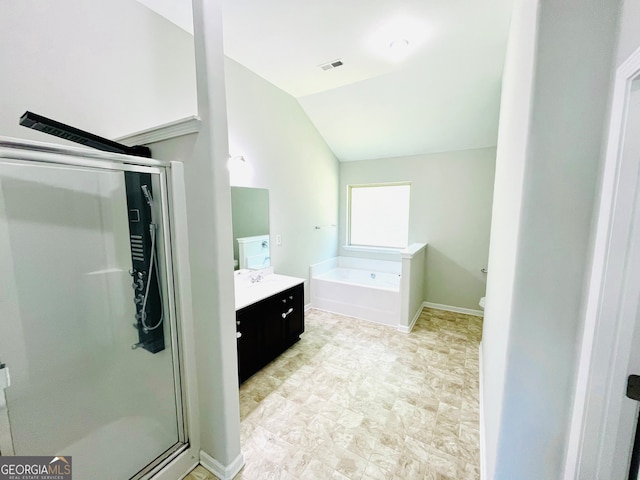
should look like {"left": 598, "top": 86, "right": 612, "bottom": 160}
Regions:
{"left": 189, "top": 0, "right": 243, "bottom": 476}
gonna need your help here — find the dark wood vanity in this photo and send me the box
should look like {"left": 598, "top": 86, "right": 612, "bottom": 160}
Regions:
{"left": 236, "top": 281, "right": 304, "bottom": 383}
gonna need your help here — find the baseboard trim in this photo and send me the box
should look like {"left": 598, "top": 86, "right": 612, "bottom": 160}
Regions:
{"left": 397, "top": 305, "right": 422, "bottom": 333}
{"left": 199, "top": 450, "right": 244, "bottom": 480}
{"left": 424, "top": 301, "right": 484, "bottom": 317}
{"left": 479, "top": 342, "right": 487, "bottom": 480}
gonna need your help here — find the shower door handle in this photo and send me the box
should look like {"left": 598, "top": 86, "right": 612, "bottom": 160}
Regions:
{"left": 627, "top": 375, "right": 640, "bottom": 401}
{"left": 0, "top": 359, "right": 14, "bottom": 456}
{"left": 0, "top": 362, "right": 10, "bottom": 390}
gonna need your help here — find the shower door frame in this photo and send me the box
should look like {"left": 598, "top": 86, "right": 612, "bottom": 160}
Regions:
{"left": 0, "top": 137, "right": 201, "bottom": 480}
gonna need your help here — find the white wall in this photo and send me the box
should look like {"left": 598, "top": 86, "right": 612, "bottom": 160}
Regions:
{"left": 0, "top": 0, "right": 196, "bottom": 144}
{"left": 481, "top": 1, "right": 538, "bottom": 476}
{"left": 225, "top": 57, "right": 340, "bottom": 303}
{"left": 339, "top": 147, "right": 496, "bottom": 310}
{"left": 616, "top": 0, "right": 640, "bottom": 66}
{"left": 482, "top": 0, "right": 620, "bottom": 479}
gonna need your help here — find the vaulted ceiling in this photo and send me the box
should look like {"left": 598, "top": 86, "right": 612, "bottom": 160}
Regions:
{"left": 137, "top": 0, "right": 514, "bottom": 161}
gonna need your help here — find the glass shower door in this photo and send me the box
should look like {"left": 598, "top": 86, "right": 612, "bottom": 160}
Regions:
{"left": 0, "top": 154, "right": 185, "bottom": 479}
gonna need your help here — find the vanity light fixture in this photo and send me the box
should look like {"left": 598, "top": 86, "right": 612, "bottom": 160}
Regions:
{"left": 228, "top": 155, "right": 253, "bottom": 185}
{"left": 227, "top": 155, "right": 246, "bottom": 171}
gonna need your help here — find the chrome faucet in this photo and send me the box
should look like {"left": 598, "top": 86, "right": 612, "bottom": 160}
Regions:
{"left": 250, "top": 272, "right": 264, "bottom": 283}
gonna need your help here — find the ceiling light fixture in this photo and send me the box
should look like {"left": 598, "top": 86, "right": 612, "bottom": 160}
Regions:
{"left": 390, "top": 39, "right": 409, "bottom": 50}
{"left": 387, "top": 38, "right": 411, "bottom": 62}
{"left": 366, "top": 15, "right": 429, "bottom": 62}
{"left": 389, "top": 38, "right": 410, "bottom": 55}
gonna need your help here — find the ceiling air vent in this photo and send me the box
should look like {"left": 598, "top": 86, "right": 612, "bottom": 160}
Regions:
{"left": 319, "top": 59, "right": 344, "bottom": 71}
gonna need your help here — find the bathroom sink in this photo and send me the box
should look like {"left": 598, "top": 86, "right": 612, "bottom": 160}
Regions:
{"left": 234, "top": 269, "right": 304, "bottom": 310}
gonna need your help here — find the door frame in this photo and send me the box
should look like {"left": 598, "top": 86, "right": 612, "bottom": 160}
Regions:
{"left": 564, "top": 44, "right": 640, "bottom": 479}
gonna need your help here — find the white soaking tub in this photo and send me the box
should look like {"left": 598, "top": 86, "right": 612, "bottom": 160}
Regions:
{"left": 310, "top": 257, "right": 401, "bottom": 326}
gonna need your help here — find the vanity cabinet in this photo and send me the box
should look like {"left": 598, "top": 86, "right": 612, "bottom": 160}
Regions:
{"left": 236, "top": 282, "right": 304, "bottom": 383}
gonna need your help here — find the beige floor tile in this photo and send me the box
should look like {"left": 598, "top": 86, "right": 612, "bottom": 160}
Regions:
{"left": 393, "top": 450, "right": 430, "bottom": 478}
{"left": 363, "top": 460, "right": 391, "bottom": 480}
{"left": 230, "top": 307, "right": 481, "bottom": 480}
{"left": 183, "top": 465, "right": 219, "bottom": 480}
{"left": 298, "top": 458, "right": 337, "bottom": 479}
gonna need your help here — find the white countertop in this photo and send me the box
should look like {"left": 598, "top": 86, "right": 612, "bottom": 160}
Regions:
{"left": 234, "top": 268, "right": 305, "bottom": 311}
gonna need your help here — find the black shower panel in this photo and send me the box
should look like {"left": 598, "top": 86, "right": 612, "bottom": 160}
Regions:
{"left": 18, "top": 110, "right": 164, "bottom": 353}
{"left": 125, "top": 171, "right": 164, "bottom": 354}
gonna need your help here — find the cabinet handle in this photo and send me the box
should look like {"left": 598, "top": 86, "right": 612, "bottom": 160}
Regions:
{"left": 236, "top": 331, "right": 242, "bottom": 339}
{"left": 282, "top": 308, "right": 294, "bottom": 319}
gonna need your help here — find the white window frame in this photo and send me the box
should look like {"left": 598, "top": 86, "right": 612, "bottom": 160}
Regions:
{"left": 346, "top": 182, "right": 411, "bottom": 251}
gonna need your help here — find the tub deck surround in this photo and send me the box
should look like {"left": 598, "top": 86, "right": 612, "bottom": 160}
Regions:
{"left": 310, "top": 257, "right": 401, "bottom": 327}
{"left": 400, "top": 242, "right": 428, "bottom": 258}
{"left": 399, "top": 242, "right": 428, "bottom": 333}
{"left": 312, "top": 270, "right": 401, "bottom": 326}
{"left": 316, "top": 268, "right": 400, "bottom": 291}
{"left": 310, "top": 245, "right": 427, "bottom": 330}
{"left": 234, "top": 267, "right": 305, "bottom": 311}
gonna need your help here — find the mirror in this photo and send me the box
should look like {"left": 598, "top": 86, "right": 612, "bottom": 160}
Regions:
{"left": 231, "top": 187, "right": 270, "bottom": 270}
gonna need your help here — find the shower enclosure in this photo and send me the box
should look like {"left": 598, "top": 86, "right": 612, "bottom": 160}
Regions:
{"left": 0, "top": 138, "right": 191, "bottom": 479}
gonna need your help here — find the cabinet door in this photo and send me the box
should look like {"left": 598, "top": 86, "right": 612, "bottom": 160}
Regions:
{"left": 263, "top": 293, "right": 286, "bottom": 359}
{"left": 236, "top": 283, "right": 305, "bottom": 383}
{"left": 236, "top": 306, "right": 262, "bottom": 383}
{"left": 281, "top": 284, "right": 304, "bottom": 346}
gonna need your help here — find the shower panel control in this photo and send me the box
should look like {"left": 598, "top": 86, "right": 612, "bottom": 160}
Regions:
{"left": 125, "top": 172, "right": 164, "bottom": 354}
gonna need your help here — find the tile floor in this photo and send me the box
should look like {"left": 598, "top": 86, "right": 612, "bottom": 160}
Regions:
{"left": 184, "top": 465, "right": 219, "bottom": 480}
{"left": 184, "top": 307, "right": 482, "bottom": 480}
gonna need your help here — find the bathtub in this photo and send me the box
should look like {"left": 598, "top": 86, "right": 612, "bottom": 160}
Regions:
{"left": 310, "top": 257, "right": 402, "bottom": 326}
{"left": 317, "top": 268, "right": 401, "bottom": 291}
{"left": 311, "top": 247, "right": 428, "bottom": 330}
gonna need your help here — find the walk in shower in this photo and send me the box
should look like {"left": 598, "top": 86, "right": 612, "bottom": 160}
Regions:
{"left": 0, "top": 138, "right": 189, "bottom": 479}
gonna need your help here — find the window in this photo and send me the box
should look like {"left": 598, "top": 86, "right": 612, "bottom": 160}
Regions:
{"left": 348, "top": 183, "right": 410, "bottom": 249}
